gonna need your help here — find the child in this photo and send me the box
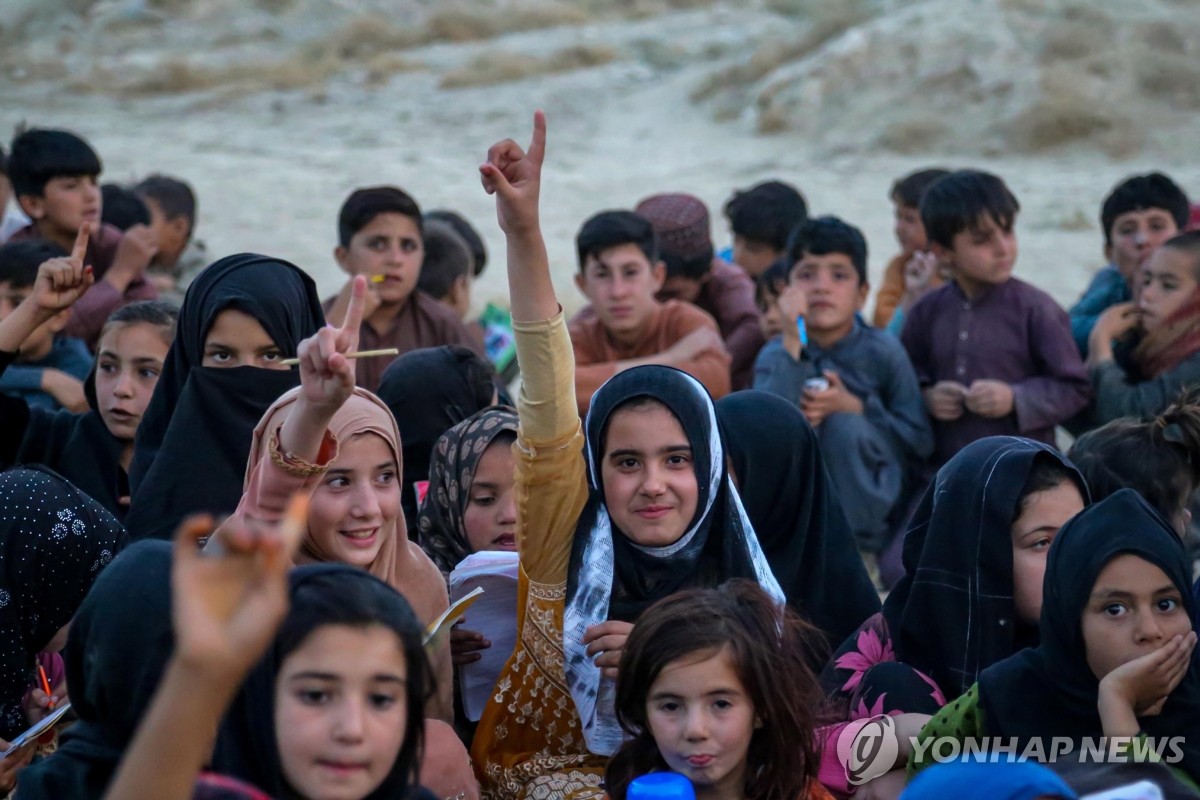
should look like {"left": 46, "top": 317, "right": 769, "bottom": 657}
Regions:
{"left": 0, "top": 466, "right": 127, "bottom": 747}
{"left": 722, "top": 180, "right": 808, "bottom": 277}
{"left": 211, "top": 565, "right": 439, "bottom": 800}
{"left": 1087, "top": 231, "right": 1200, "bottom": 425}
{"left": 0, "top": 146, "right": 30, "bottom": 244}
{"left": 231, "top": 285, "right": 454, "bottom": 722}
{"left": 1070, "top": 393, "right": 1200, "bottom": 539}
{"left": 124, "top": 252, "right": 325, "bottom": 541}
{"left": 470, "top": 113, "right": 784, "bottom": 798}
{"left": 569, "top": 209, "right": 731, "bottom": 414}
{"left": 716, "top": 391, "right": 881, "bottom": 656}
{"left": 426, "top": 208, "right": 489, "bottom": 277}
{"left": 0, "top": 239, "right": 92, "bottom": 411}
{"left": 1070, "top": 173, "right": 1190, "bottom": 357}
{"left": 753, "top": 256, "right": 790, "bottom": 341}
{"left": 416, "top": 218, "right": 477, "bottom": 321}
{"left": 417, "top": 405, "right": 520, "bottom": 579}
{"left": 636, "top": 192, "right": 765, "bottom": 389}
{"left": 822, "top": 437, "right": 1087, "bottom": 713}
{"left": 100, "top": 183, "right": 150, "bottom": 231}
{"left": 0, "top": 244, "right": 176, "bottom": 518}
{"left": 7, "top": 128, "right": 159, "bottom": 348}
{"left": 872, "top": 168, "right": 949, "bottom": 331}
{"left": 604, "top": 581, "right": 831, "bottom": 800}
{"left": 376, "top": 345, "right": 501, "bottom": 530}
{"left": 913, "top": 489, "right": 1200, "bottom": 785}
{"left": 901, "top": 170, "right": 1091, "bottom": 470}
{"left": 134, "top": 174, "right": 203, "bottom": 303}
{"left": 753, "top": 216, "right": 932, "bottom": 552}
{"left": 323, "top": 186, "right": 488, "bottom": 392}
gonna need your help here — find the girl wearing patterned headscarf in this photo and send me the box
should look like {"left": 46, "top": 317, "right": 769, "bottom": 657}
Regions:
{"left": 0, "top": 466, "right": 126, "bottom": 747}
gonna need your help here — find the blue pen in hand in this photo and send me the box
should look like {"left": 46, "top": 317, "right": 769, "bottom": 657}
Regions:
{"left": 795, "top": 315, "right": 808, "bottom": 348}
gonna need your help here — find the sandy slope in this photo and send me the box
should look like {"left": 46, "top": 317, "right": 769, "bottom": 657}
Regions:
{"left": 1, "top": 0, "right": 1198, "bottom": 317}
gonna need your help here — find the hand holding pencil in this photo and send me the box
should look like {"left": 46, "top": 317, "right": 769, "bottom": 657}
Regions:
{"left": 294, "top": 274, "right": 366, "bottom": 414}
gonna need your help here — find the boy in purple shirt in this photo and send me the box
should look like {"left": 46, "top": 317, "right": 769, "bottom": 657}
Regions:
{"left": 901, "top": 170, "right": 1091, "bottom": 469}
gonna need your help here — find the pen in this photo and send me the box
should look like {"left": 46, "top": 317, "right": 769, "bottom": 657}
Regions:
{"left": 37, "top": 665, "right": 55, "bottom": 711}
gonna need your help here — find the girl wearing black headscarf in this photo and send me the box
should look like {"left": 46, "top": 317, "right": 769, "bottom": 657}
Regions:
{"left": 125, "top": 253, "right": 324, "bottom": 540}
{"left": 212, "top": 565, "right": 432, "bottom": 800}
{"left": 820, "top": 436, "right": 1088, "bottom": 718}
{"left": 716, "top": 391, "right": 880, "bottom": 654}
{"left": 913, "top": 490, "right": 1200, "bottom": 785}
{"left": 0, "top": 466, "right": 127, "bottom": 745}
{"left": 375, "top": 345, "right": 502, "bottom": 531}
{"left": 14, "top": 540, "right": 174, "bottom": 799}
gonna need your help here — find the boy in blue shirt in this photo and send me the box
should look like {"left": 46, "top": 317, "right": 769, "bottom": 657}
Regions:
{"left": 754, "top": 216, "right": 932, "bottom": 552}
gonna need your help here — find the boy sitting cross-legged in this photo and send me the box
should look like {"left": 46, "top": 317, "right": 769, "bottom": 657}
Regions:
{"left": 753, "top": 216, "right": 932, "bottom": 553}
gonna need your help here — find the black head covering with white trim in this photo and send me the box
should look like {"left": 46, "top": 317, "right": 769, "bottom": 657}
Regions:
{"left": 564, "top": 365, "right": 783, "bottom": 755}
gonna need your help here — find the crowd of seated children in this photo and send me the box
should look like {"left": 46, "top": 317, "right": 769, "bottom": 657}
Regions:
{"left": 567, "top": 209, "right": 730, "bottom": 414}
{"left": 754, "top": 215, "right": 931, "bottom": 554}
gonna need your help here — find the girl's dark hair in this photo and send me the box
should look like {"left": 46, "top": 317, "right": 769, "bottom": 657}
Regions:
{"left": 1014, "top": 452, "right": 1087, "bottom": 523}
{"left": 100, "top": 300, "right": 179, "bottom": 346}
{"left": 1069, "top": 392, "right": 1200, "bottom": 537}
{"left": 277, "top": 571, "right": 431, "bottom": 795}
{"left": 605, "top": 580, "right": 825, "bottom": 800}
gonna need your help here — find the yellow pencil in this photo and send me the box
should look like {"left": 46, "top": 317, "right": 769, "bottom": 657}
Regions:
{"left": 280, "top": 347, "right": 399, "bottom": 367}
{"left": 370, "top": 274, "right": 387, "bottom": 284}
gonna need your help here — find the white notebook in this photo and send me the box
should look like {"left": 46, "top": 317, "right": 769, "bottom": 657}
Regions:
{"left": 449, "top": 551, "right": 520, "bottom": 721}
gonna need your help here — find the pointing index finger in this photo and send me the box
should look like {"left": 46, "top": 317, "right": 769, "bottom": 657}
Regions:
{"left": 70, "top": 224, "right": 90, "bottom": 265}
{"left": 528, "top": 109, "right": 547, "bottom": 166}
{"left": 340, "top": 275, "right": 367, "bottom": 342}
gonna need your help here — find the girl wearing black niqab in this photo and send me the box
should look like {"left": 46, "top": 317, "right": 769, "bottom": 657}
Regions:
{"left": 125, "top": 254, "right": 324, "bottom": 540}
{"left": 715, "top": 391, "right": 881, "bottom": 655}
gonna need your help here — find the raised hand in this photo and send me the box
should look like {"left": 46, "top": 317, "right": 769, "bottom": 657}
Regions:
{"left": 296, "top": 275, "right": 366, "bottom": 413}
{"left": 171, "top": 509, "right": 295, "bottom": 680}
{"left": 32, "top": 225, "right": 94, "bottom": 314}
{"left": 480, "top": 110, "right": 546, "bottom": 236}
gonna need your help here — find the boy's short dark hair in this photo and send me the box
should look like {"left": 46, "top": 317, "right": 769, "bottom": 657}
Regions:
{"left": 1162, "top": 230, "right": 1200, "bottom": 276}
{"left": 634, "top": 193, "right": 715, "bottom": 282}
{"left": 101, "top": 184, "right": 151, "bottom": 231}
{"left": 416, "top": 220, "right": 472, "bottom": 301}
{"left": 425, "top": 209, "right": 486, "bottom": 277}
{"left": 0, "top": 240, "right": 68, "bottom": 289}
{"left": 755, "top": 256, "right": 791, "bottom": 309}
{"left": 7, "top": 129, "right": 102, "bottom": 198}
{"left": 134, "top": 174, "right": 197, "bottom": 231}
{"left": 337, "top": 186, "right": 422, "bottom": 248}
{"left": 722, "top": 180, "right": 808, "bottom": 251}
{"left": 1100, "top": 173, "right": 1190, "bottom": 247}
{"left": 786, "top": 216, "right": 869, "bottom": 284}
{"left": 920, "top": 170, "right": 1020, "bottom": 250}
{"left": 576, "top": 210, "right": 658, "bottom": 272}
{"left": 890, "top": 168, "right": 952, "bottom": 208}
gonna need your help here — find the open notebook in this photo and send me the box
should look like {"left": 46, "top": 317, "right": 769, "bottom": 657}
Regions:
{"left": 449, "top": 551, "right": 520, "bottom": 721}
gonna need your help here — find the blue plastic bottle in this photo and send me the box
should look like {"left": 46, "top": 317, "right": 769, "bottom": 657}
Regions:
{"left": 627, "top": 772, "right": 696, "bottom": 800}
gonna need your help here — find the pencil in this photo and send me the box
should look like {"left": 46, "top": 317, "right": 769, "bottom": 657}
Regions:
{"left": 280, "top": 347, "right": 400, "bottom": 367}
{"left": 370, "top": 274, "right": 387, "bottom": 284}
{"left": 37, "top": 665, "right": 55, "bottom": 710}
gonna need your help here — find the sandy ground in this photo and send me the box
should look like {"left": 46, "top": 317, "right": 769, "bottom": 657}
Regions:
{"left": 2, "top": 0, "right": 1199, "bottom": 317}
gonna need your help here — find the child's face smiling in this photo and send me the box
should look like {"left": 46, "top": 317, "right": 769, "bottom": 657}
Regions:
{"left": 462, "top": 437, "right": 518, "bottom": 554}
{"left": 788, "top": 252, "right": 867, "bottom": 344}
{"left": 943, "top": 214, "right": 1018, "bottom": 298}
{"left": 337, "top": 213, "right": 424, "bottom": 309}
{"left": 1081, "top": 554, "right": 1192, "bottom": 681}
{"left": 646, "top": 646, "right": 757, "bottom": 799}
{"left": 23, "top": 174, "right": 101, "bottom": 241}
{"left": 1109, "top": 208, "right": 1179, "bottom": 281}
{"left": 95, "top": 322, "right": 169, "bottom": 442}
{"left": 1137, "top": 246, "right": 1198, "bottom": 332}
{"left": 309, "top": 433, "right": 400, "bottom": 569}
{"left": 275, "top": 623, "right": 409, "bottom": 800}
{"left": 601, "top": 402, "right": 698, "bottom": 548}
{"left": 575, "top": 244, "right": 665, "bottom": 344}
